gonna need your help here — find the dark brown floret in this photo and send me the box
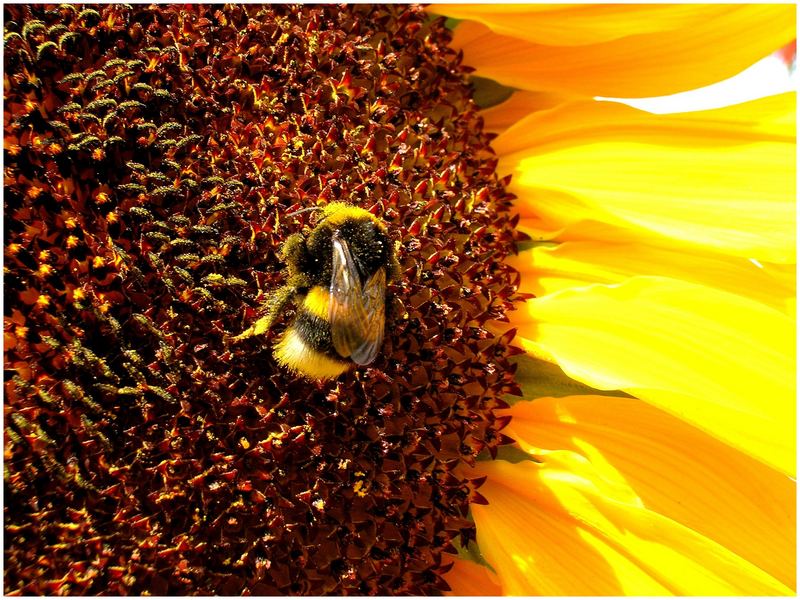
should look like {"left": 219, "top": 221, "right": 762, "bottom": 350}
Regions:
{"left": 4, "top": 4, "right": 524, "bottom": 595}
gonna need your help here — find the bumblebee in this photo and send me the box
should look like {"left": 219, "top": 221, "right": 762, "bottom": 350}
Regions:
{"left": 239, "top": 202, "right": 400, "bottom": 380}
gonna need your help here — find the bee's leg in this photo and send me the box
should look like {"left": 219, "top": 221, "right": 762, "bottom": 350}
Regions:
{"left": 230, "top": 282, "right": 296, "bottom": 343}
{"left": 385, "top": 242, "right": 403, "bottom": 320}
{"left": 257, "top": 274, "right": 309, "bottom": 333}
{"left": 231, "top": 277, "right": 312, "bottom": 342}
{"left": 230, "top": 232, "right": 311, "bottom": 343}
{"left": 387, "top": 243, "right": 402, "bottom": 282}
{"left": 280, "top": 233, "right": 308, "bottom": 277}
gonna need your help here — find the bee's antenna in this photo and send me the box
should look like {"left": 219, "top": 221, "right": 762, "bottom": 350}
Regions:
{"left": 286, "top": 206, "right": 322, "bottom": 218}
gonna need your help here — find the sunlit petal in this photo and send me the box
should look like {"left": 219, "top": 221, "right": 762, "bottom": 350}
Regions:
{"left": 470, "top": 457, "right": 792, "bottom": 595}
{"left": 444, "top": 557, "right": 503, "bottom": 596}
{"left": 434, "top": 5, "right": 781, "bottom": 47}
{"left": 448, "top": 7, "right": 795, "bottom": 97}
{"left": 498, "top": 95, "right": 796, "bottom": 263}
{"left": 508, "top": 395, "right": 796, "bottom": 588}
{"left": 480, "top": 90, "right": 567, "bottom": 135}
{"left": 514, "top": 277, "right": 796, "bottom": 476}
{"left": 508, "top": 240, "right": 795, "bottom": 315}
{"left": 496, "top": 93, "right": 794, "bottom": 156}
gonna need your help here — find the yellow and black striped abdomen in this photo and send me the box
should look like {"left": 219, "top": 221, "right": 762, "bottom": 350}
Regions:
{"left": 273, "top": 287, "right": 350, "bottom": 380}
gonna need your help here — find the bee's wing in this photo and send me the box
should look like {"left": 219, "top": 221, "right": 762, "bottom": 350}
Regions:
{"left": 329, "top": 234, "right": 386, "bottom": 365}
{"left": 349, "top": 267, "right": 386, "bottom": 365}
{"left": 329, "top": 235, "right": 367, "bottom": 358}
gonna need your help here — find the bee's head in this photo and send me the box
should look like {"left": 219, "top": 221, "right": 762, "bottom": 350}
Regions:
{"left": 286, "top": 202, "right": 384, "bottom": 230}
{"left": 317, "top": 202, "right": 379, "bottom": 228}
{"left": 334, "top": 216, "right": 392, "bottom": 281}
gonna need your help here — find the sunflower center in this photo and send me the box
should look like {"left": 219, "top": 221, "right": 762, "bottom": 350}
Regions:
{"left": 4, "top": 5, "right": 523, "bottom": 595}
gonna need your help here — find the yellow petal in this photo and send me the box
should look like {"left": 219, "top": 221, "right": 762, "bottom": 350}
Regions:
{"left": 434, "top": 5, "right": 772, "bottom": 47}
{"left": 444, "top": 557, "right": 503, "bottom": 596}
{"left": 496, "top": 92, "right": 795, "bottom": 157}
{"left": 447, "top": 7, "right": 796, "bottom": 98}
{"left": 498, "top": 95, "right": 796, "bottom": 264}
{"left": 509, "top": 240, "right": 795, "bottom": 315}
{"left": 508, "top": 395, "right": 796, "bottom": 588}
{"left": 470, "top": 457, "right": 793, "bottom": 595}
{"left": 479, "top": 90, "right": 567, "bottom": 135}
{"left": 514, "top": 276, "right": 796, "bottom": 475}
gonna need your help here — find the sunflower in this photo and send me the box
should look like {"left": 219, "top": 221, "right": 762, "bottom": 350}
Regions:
{"left": 431, "top": 4, "right": 797, "bottom": 595}
{"left": 2, "top": 4, "right": 795, "bottom": 597}
{"left": 4, "top": 5, "right": 520, "bottom": 594}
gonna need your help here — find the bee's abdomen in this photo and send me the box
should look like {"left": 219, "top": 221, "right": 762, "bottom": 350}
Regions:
{"left": 273, "top": 288, "right": 350, "bottom": 380}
